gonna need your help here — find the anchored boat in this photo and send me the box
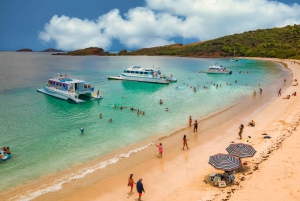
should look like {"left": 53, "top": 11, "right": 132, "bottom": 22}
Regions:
{"left": 108, "top": 65, "right": 177, "bottom": 84}
{"left": 37, "top": 74, "right": 102, "bottom": 103}
{"left": 199, "top": 63, "right": 232, "bottom": 74}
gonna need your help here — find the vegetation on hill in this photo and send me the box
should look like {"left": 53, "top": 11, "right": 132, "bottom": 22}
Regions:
{"left": 16, "top": 48, "right": 32, "bottom": 52}
{"left": 41, "top": 48, "right": 63, "bottom": 52}
{"left": 120, "top": 24, "right": 300, "bottom": 59}
{"left": 52, "top": 47, "right": 110, "bottom": 56}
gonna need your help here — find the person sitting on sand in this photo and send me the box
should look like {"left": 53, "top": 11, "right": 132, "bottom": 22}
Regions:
{"left": 283, "top": 95, "right": 290, "bottom": 99}
{"left": 291, "top": 83, "right": 298, "bottom": 86}
{"left": 248, "top": 120, "right": 255, "bottom": 127}
{"left": 292, "top": 92, "right": 297, "bottom": 96}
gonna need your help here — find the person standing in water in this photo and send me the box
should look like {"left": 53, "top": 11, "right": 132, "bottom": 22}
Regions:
{"left": 156, "top": 143, "right": 163, "bottom": 158}
{"left": 183, "top": 135, "right": 189, "bottom": 150}
{"left": 189, "top": 116, "right": 192, "bottom": 127}
{"left": 79, "top": 127, "right": 84, "bottom": 134}
{"left": 238, "top": 124, "right": 244, "bottom": 140}
{"left": 127, "top": 174, "right": 135, "bottom": 197}
{"left": 193, "top": 120, "right": 198, "bottom": 132}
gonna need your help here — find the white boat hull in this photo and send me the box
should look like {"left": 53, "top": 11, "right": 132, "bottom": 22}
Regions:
{"left": 37, "top": 87, "right": 84, "bottom": 103}
{"left": 108, "top": 75, "right": 169, "bottom": 84}
{"left": 200, "top": 71, "right": 232, "bottom": 74}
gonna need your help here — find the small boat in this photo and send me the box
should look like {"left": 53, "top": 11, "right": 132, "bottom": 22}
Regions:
{"left": 37, "top": 74, "right": 101, "bottom": 104}
{"left": 230, "top": 47, "right": 239, "bottom": 62}
{"left": 200, "top": 63, "right": 232, "bottom": 74}
{"left": 108, "top": 65, "right": 177, "bottom": 84}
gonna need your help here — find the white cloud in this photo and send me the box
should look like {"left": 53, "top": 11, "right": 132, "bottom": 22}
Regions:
{"left": 39, "top": 0, "right": 300, "bottom": 51}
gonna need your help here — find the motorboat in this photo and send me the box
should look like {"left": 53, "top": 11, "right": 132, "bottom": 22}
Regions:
{"left": 200, "top": 63, "right": 232, "bottom": 74}
{"left": 37, "top": 74, "right": 102, "bottom": 103}
{"left": 108, "top": 65, "right": 177, "bottom": 84}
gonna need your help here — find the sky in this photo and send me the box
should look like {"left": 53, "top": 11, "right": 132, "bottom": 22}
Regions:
{"left": 1, "top": 0, "right": 300, "bottom": 52}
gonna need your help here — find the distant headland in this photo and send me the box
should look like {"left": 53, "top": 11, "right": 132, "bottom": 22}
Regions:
{"left": 16, "top": 48, "right": 64, "bottom": 52}
{"left": 51, "top": 47, "right": 109, "bottom": 56}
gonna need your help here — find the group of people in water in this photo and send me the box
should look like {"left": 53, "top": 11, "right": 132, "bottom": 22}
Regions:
{"left": 0, "top": 147, "right": 11, "bottom": 160}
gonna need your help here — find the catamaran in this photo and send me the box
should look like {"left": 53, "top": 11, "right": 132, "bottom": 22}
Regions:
{"left": 37, "top": 74, "right": 102, "bottom": 103}
{"left": 108, "top": 65, "right": 177, "bottom": 84}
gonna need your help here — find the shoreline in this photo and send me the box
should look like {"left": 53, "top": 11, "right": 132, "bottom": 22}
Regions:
{"left": 60, "top": 57, "right": 299, "bottom": 201}
{"left": 1, "top": 57, "right": 297, "bottom": 201}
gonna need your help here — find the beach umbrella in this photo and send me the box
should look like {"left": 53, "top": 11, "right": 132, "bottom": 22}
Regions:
{"left": 226, "top": 143, "right": 256, "bottom": 158}
{"left": 208, "top": 153, "right": 240, "bottom": 171}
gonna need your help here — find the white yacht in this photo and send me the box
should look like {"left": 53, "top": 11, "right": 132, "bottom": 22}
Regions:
{"left": 37, "top": 74, "right": 102, "bottom": 103}
{"left": 200, "top": 63, "right": 232, "bottom": 74}
{"left": 108, "top": 65, "right": 177, "bottom": 84}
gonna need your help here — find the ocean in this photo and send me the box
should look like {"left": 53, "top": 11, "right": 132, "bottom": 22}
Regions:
{"left": 0, "top": 52, "right": 289, "bottom": 200}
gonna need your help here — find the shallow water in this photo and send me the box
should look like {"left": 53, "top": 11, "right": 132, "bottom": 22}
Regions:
{"left": 0, "top": 53, "right": 289, "bottom": 199}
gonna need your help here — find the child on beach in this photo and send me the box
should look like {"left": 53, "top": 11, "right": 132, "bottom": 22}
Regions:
{"left": 238, "top": 124, "right": 244, "bottom": 139}
{"left": 156, "top": 143, "right": 163, "bottom": 158}
{"left": 127, "top": 174, "right": 135, "bottom": 197}
{"left": 183, "top": 135, "right": 189, "bottom": 150}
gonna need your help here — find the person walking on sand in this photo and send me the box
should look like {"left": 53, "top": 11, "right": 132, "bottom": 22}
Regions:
{"left": 238, "top": 124, "right": 244, "bottom": 140}
{"left": 189, "top": 115, "right": 192, "bottom": 127}
{"left": 193, "top": 120, "right": 198, "bottom": 132}
{"left": 156, "top": 143, "right": 163, "bottom": 158}
{"left": 136, "top": 178, "right": 145, "bottom": 201}
{"left": 183, "top": 135, "right": 189, "bottom": 150}
{"left": 278, "top": 88, "right": 281, "bottom": 96}
{"left": 127, "top": 174, "right": 135, "bottom": 197}
{"left": 259, "top": 88, "right": 262, "bottom": 94}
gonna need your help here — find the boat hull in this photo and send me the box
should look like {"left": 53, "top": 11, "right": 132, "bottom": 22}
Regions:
{"left": 108, "top": 75, "right": 169, "bottom": 84}
{"left": 200, "top": 71, "right": 232, "bottom": 74}
{"left": 37, "top": 87, "right": 84, "bottom": 103}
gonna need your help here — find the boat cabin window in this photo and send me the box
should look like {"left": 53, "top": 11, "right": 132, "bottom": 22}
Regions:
{"left": 131, "top": 71, "right": 134, "bottom": 73}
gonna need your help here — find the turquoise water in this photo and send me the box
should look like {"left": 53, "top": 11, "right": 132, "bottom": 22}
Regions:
{"left": 0, "top": 53, "right": 288, "bottom": 199}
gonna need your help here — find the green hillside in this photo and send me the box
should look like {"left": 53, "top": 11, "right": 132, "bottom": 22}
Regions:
{"left": 121, "top": 24, "right": 300, "bottom": 59}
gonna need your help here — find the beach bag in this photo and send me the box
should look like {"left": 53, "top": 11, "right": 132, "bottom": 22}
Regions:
{"left": 218, "top": 181, "right": 226, "bottom": 188}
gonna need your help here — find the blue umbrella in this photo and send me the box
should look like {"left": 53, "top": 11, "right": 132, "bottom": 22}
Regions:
{"left": 209, "top": 153, "right": 240, "bottom": 171}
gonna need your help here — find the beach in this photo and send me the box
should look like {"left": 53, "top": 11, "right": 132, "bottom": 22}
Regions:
{"left": 31, "top": 58, "right": 297, "bottom": 201}
{"left": 1, "top": 57, "right": 298, "bottom": 201}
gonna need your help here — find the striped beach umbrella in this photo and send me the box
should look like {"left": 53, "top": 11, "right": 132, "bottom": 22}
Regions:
{"left": 226, "top": 143, "right": 256, "bottom": 158}
{"left": 208, "top": 153, "right": 241, "bottom": 171}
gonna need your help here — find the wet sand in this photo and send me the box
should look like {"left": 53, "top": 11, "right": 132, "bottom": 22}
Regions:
{"left": 55, "top": 58, "right": 299, "bottom": 201}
